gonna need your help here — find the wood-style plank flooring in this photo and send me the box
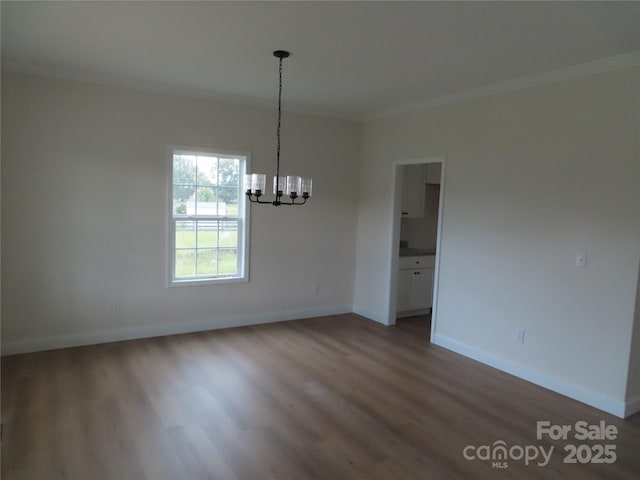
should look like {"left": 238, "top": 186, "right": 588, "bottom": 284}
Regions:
{"left": 2, "top": 314, "right": 639, "bottom": 479}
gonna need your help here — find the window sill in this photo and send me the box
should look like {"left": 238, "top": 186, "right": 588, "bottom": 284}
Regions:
{"left": 168, "top": 276, "right": 248, "bottom": 288}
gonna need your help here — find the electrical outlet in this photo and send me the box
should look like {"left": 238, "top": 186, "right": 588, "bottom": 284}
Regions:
{"left": 575, "top": 252, "right": 587, "bottom": 268}
{"left": 312, "top": 282, "right": 319, "bottom": 295}
{"left": 107, "top": 300, "right": 120, "bottom": 313}
{"left": 516, "top": 329, "right": 525, "bottom": 344}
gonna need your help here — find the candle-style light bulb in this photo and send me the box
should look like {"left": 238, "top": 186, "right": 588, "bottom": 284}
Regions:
{"left": 286, "top": 176, "right": 302, "bottom": 198}
{"left": 301, "top": 177, "right": 313, "bottom": 198}
{"left": 251, "top": 174, "right": 266, "bottom": 196}
{"left": 273, "top": 176, "right": 286, "bottom": 196}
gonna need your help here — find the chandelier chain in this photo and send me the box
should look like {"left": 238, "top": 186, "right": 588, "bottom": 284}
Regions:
{"left": 276, "top": 55, "right": 283, "bottom": 184}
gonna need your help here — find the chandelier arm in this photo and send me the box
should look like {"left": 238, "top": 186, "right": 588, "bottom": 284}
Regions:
{"left": 246, "top": 194, "right": 307, "bottom": 206}
{"left": 247, "top": 195, "right": 274, "bottom": 204}
{"left": 277, "top": 197, "right": 307, "bottom": 206}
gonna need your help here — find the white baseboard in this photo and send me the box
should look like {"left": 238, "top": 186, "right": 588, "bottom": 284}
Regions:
{"left": 1, "top": 305, "right": 352, "bottom": 356}
{"left": 352, "top": 304, "right": 389, "bottom": 325}
{"left": 432, "top": 333, "right": 627, "bottom": 419}
{"left": 625, "top": 395, "right": 640, "bottom": 418}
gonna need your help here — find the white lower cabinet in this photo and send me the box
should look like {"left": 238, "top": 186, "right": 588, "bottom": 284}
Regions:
{"left": 397, "top": 270, "right": 415, "bottom": 312}
{"left": 397, "top": 256, "right": 434, "bottom": 313}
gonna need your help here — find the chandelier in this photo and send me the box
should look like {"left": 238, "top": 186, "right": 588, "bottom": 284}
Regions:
{"left": 244, "top": 50, "right": 312, "bottom": 206}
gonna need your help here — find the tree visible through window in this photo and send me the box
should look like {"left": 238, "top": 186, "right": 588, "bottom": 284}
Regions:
{"left": 170, "top": 150, "right": 248, "bottom": 284}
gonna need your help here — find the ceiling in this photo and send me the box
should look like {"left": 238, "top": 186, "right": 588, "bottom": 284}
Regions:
{"left": 3, "top": 1, "right": 640, "bottom": 119}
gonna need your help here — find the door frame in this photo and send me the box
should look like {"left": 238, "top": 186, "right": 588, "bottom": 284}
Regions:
{"left": 387, "top": 156, "right": 445, "bottom": 341}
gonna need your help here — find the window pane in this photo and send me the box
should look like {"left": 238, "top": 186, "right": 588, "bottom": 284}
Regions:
{"left": 196, "top": 187, "right": 217, "bottom": 215}
{"left": 225, "top": 201, "right": 239, "bottom": 217}
{"left": 219, "top": 249, "right": 238, "bottom": 274}
{"left": 219, "top": 158, "right": 239, "bottom": 186}
{"left": 219, "top": 221, "right": 238, "bottom": 247}
{"left": 173, "top": 155, "right": 197, "bottom": 184}
{"left": 175, "top": 221, "right": 196, "bottom": 248}
{"left": 173, "top": 196, "right": 189, "bottom": 216}
{"left": 173, "top": 183, "right": 196, "bottom": 215}
{"left": 197, "top": 156, "right": 218, "bottom": 186}
{"left": 197, "top": 249, "right": 218, "bottom": 276}
{"left": 175, "top": 249, "right": 196, "bottom": 277}
{"left": 217, "top": 186, "right": 238, "bottom": 216}
{"left": 197, "top": 221, "right": 218, "bottom": 248}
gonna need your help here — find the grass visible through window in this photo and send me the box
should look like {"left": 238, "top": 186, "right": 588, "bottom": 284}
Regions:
{"left": 175, "top": 227, "right": 238, "bottom": 277}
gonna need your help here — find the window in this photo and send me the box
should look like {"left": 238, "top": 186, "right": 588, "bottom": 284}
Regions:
{"left": 169, "top": 148, "right": 248, "bottom": 285}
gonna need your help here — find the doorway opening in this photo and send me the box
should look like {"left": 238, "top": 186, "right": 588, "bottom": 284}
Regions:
{"left": 387, "top": 157, "right": 445, "bottom": 341}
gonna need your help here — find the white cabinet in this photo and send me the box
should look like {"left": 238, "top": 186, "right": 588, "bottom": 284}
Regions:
{"left": 400, "top": 164, "right": 425, "bottom": 218}
{"left": 399, "top": 256, "right": 435, "bottom": 269}
{"left": 397, "top": 269, "right": 433, "bottom": 311}
{"left": 397, "top": 255, "right": 435, "bottom": 313}
{"left": 396, "top": 270, "right": 414, "bottom": 312}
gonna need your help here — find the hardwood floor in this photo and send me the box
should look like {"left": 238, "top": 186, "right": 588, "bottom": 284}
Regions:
{"left": 2, "top": 313, "right": 639, "bottom": 479}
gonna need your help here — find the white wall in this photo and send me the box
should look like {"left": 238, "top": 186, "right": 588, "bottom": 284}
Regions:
{"left": 1, "top": 73, "right": 360, "bottom": 353}
{"left": 354, "top": 67, "right": 640, "bottom": 416}
{"left": 626, "top": 262, "right": 640, "bottom": 415}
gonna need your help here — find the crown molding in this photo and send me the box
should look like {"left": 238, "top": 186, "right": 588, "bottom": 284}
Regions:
{"left": 364, "top": 50, "right": 640, "bottom": 121}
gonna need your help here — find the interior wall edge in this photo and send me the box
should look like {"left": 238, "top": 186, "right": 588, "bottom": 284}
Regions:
{"left": 625, "top": 395, "right": 640, "bottom": 418}
{"left": 352, "top": 304, "right": 389, "bottom": 325}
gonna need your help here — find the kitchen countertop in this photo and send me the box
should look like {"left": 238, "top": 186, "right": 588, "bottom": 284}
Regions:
{"left": 399, "top": 248, "right": 436, "bottom": 257}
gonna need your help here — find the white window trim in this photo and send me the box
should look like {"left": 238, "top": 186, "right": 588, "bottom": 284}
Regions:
{"left": 166, "top": 146, "right": 250, "bottom": 287}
